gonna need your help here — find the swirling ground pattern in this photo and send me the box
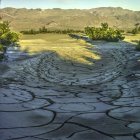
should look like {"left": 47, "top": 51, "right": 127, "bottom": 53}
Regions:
{"left": 0, "top": 41, "right": 140, "bottom": 140}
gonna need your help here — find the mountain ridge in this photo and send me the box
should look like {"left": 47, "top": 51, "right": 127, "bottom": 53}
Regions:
{"left": 0, "top": 7, "right": 140, "bottom": 31}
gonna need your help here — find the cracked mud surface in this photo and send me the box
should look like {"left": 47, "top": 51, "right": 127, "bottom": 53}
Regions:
{"left": 0, "top": 40, "right": 140, "bottom": 140}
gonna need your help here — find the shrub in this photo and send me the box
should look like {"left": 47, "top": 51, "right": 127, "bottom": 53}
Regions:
{"left": 1, "top": 31, "right": 19, "bottom": 45}
{"left": 131, "top": 23, "right": 140, "bottom": 34}
{"left": 0, "top": 20, "right": 19, "bottom": 55}
{"left": 131, "top": 28, "right": 138, "bottom": 34}
{"left": 0, "top": 21, "right": 10, "bottom": 35}
{"left": 136, "top": 41, "right": 140, "bottom": 51}
{"left": 20, "top": 26, "right": 84, "bottom": 35}
{"left": 0, "top": 44, "right": 4, "bottom": 52}
{"left": 85, "top": 23, "right": 125, "bottom": 42}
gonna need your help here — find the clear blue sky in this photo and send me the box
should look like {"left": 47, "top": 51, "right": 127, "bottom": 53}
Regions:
{"left": 1, "top": 0, "right": 140, "bottom": 11}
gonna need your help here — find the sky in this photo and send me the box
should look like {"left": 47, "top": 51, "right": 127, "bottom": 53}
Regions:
{"left": 0, "top": 0, "right": 140, "bottom": 11}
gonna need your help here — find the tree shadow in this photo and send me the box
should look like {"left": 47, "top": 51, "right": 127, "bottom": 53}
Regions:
{"left": 3, "top": 33, "right": 139, "bottom": 73}
{"left": 69, "top": 33, "right": 138, "bottom": 50}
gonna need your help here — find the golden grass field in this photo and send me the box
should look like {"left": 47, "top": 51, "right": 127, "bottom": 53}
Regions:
{"left": 19, "top": 33, "right": 140, "bottom": 65}
{"left": 19, "top": 34, "right": 101, "bottom": 65}
{"left": 124, "top": 34, "right": 140, "bottom": 44}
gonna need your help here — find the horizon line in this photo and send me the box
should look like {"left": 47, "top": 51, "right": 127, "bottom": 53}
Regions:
{"left": 1, "top": 6, "right": 139, "bottom": 11}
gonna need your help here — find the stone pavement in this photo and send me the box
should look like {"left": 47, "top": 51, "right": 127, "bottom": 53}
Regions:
{"left": 0, "top": 41, "right": 140, "bottom": 140}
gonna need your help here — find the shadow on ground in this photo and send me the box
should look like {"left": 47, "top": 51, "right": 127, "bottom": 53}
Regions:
{"left": 0, "top": 35, "right": 140, "bottom": 140}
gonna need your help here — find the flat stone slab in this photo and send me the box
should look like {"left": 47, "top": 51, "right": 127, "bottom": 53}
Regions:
{"left": 0, "top": 41, "right": 140, "bottom": 140}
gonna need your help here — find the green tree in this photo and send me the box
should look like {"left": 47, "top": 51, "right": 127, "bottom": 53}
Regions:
{"left": 1, "top": 31, "right": 19, "bottom": 45}
{"left": 0, "top": 20, "right": 19, "bottom": 54}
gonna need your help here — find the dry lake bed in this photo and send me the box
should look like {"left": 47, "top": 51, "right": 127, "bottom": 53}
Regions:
{"left": 0, "top": 34, "right": 140, "bottom": 140}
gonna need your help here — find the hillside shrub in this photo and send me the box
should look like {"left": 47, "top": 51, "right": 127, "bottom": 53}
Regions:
{"left": 85, "top": 23, "right": 125, "bottom": 42}
{"left": 20, "top": 26, "right": 84, "bottom": 35}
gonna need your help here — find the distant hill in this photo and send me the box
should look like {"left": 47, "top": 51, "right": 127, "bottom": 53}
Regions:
{"left": 0, "top": 7, "right": 140, "bottom": 31}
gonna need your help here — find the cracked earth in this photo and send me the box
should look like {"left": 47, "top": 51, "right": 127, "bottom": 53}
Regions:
{"left": 0, "top": 40, "right": 140, "bottom": 140}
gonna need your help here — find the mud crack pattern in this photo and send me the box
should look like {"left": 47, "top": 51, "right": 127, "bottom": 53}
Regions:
{"left": 0, "top": 41, "right": 140, "bottom": 140}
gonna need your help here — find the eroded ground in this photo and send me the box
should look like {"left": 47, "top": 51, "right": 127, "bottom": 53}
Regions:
{"left": 0, "top": 35, "right": 140, "bottom": 140}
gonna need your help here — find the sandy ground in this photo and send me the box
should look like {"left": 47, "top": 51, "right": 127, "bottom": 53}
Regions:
{"left": 0, "top": 40, "right": 140, "bottom": 140}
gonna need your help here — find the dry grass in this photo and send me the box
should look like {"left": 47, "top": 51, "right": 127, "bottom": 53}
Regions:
{"left": 19, "top": 34, "right": 100, "bottom": 65}
{"left": 124, "top": 34, "right": 140, "bottom": 44}
{"left": 2, "top": 8, "right": 140, "bottom": 31}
